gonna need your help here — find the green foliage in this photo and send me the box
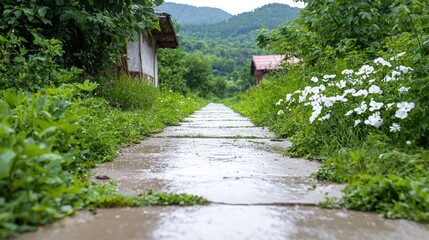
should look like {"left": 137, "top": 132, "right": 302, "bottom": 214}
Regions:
{"left": 227, "top": 0, "right": 429, "bottom": 221}
{"left": 183, "top": 52, "right": 213, "bottom": 97}
{"left": 182, "top": 4, "right": 300, "bottom": 40}
{"left": 98, "top": 76, "right": 158, "bottom": 111}
{"left": 0, "top": 83, "right": 206, "bottom": 239}
{"left": 0, "top": 0, "right": 161, "bottom": 75}
{"left": 158, "top": 48, "right": 189, "bottom": 93}
{"left": 158, "top": 48, "right": 228, "bottom": 99}
{"left": 138, "top": 189, "right": 210, "bottom": 206}
{"left": 85, "top": 183, "right": 209, "bottom": 208}
{"left": 0, "top": 31, "right": 82, "bottom": 90}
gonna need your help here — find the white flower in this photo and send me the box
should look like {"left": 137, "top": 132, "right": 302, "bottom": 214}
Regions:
{"left": 336, "top": 80, "right": 347, "bottom": 89}
{"left": 392, "top": 70, "right": 401, "bottom": 79}
{"left": 364, "top": 112, "right": 383, "bottom": 128}
{"left": 356, "top": 65, "right": 375, "bottom": 75}
{"left": 335, "top": 95, "right": 348, "bottom": 103}
{"left": 369, "top": 99, "right": 384, "bottom": 111}
{"left": 285, "top": 94, "right": 292, "bottom": 102}
{"left": 368, "top": 85, "right": 383, "bottom": 95}
{"left": 354, "top": 119, "right": 362, "bottom": 126}
{"left": 374, "top": 57, "right": 392, "bottom": 67}
{"left": 390, "top": 123, "right": 401, "bottom": 133}
{"left": 395, "top": 109, "right": 409, "bottom": 119}
{"left": 354, "top": 102, "right": 368, "bottom": 115}
{"left": 309, "top": 94, "right": 322, "bottom": 104}
{"left": 398, "top": 86, "right": 409, "bottom": 94}
{"left": 394, "top": 102, "right": 415, "bottom": 120}
{"left": 390, "top": 52, "right": 407, "bottom": 60}
{"left": 319, "top": 114, "right": 331, "bottom": 121}
{"left": 352, "top": 89, "right": 369, "bottom": 98}
{"left": 322, "top": 96, "right": 337, "bottom": 108}
{"left": 276, "top": 99, "right": 284, "bottom": 106}
{"left": 310, "top": 109, "right": 322, "bottom": 124}
{"left": 386, "top": 103, "right": 395, "bottom": 110}
{"left": 345, "top": 110, "right": 354, "bottom": 116}
{"left": 323, "top": 74, "right": 336, "bottom": 80}
{"left": 342, "top": 69, "right": 354, "bottom": 75}
{"left": 344, "top": 89, "right": 357, "bottom": 95}
{"left": 406, "top": 141, "right": 412, "bottom": 145}
{"left": 397, "top": 65, "right": 413, "bottom": 74}
{"left": 310, "top": 86, "right": 322, "bottom": 94}
{"left": 383, "top": 75, "right": 393, "bottom": 82}
{"left": 318, "top": 84, "right": 326, "bottom": 91}
{"left": 397, "top": 102, "right": 415, "bottom": 112}
{"left": 278, "top": 110, "right": 285, "bottom": 116}
{"left": 311, "top": 77, "right": 319, "bottom": 83}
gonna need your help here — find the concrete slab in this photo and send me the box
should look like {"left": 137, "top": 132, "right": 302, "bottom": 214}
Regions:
{"left": 92, "top": 138, "right": 341, "bottom": 204}
{"left": 19, "top": 207, "right": 429, "bottom": 240}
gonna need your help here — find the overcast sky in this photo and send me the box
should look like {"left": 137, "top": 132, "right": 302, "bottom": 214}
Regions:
{"left": 165, "top": 0, "right": 305, "bottom": 15}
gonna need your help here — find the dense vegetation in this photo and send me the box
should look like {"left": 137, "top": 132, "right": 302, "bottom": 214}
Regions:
{"left": 0, "top": 0, "right": 209, "bottom": 238}
{"left": 158, "top": 3, "right": 300, "bottom": 98}
{"left": 181, "top": 4, "right": 299, "bottom": 41}
{"left": 225, "top": 0, "right": 429, "bottom": 221}
{"left": 156, "top": 2, "right": 231, "bottom": 25}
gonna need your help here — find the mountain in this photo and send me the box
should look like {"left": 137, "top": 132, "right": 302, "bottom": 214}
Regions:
{"left": 181, "top": 3, "right": 300, "bottom": 41}
{"left": 156, "top": 2, "right": 232, "bottom": 25}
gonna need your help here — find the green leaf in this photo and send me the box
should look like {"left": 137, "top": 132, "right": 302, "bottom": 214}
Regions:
{"left": 14, "top": 10, "right": 22, "bottom": 18}
{"left": 0, "top": 149, "right": 16, "bottom": 178}
{"left": 154, "top": 0, "right": 164, "bottom": 6}
{"left": 37, "top": 7, "right": 47, "bottom": 18}
{"left": 39, "top": 126, "right": 57, "bottom": 138}
{"left": 0, "top": 124, "right": 14, "bottom": 137}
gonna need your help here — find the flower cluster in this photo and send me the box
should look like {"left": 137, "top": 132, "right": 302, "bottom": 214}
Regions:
{"left": 277, "top": 55, "right": 415, "bottom": 133}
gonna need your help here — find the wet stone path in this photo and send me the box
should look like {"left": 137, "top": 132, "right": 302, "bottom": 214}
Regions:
{"left": 20, "top": 103, "right": 429, "bottom": 240}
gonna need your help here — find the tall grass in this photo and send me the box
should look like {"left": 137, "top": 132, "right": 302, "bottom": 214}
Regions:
{"left": 100, "top": 76, "right": 159, "bottom": 111}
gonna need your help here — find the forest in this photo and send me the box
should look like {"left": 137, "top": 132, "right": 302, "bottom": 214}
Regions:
{"left": 157, "top": 3, "right": 300, "bottom": 98}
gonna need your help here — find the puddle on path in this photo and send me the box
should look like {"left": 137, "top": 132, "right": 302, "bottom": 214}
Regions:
{"left": 19, "top": 206, "right": 429, "bottom": 240}
{"left": 17, "top": 103, "right": 429, "bottom": 240}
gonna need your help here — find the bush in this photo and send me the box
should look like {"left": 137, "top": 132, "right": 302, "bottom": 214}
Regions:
{"left": 0, "top": 32, "right": 82, "bottom": 91}
{"left": 98, "top": 76, "right": 159, "bottom": 111}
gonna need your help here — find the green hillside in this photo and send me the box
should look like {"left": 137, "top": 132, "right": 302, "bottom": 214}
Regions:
{"left": 156, "top": 2, "right": 232, "bottom": 25}
{"left": 158, "top": 3, "right": 301, "bottom": 97}
{"left": 181, "top": 3, "right": 300, "bottom": 40}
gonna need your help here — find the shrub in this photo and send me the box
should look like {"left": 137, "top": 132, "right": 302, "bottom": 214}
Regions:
{"left": 99, "top": 76, "right": 159, "bottom": 111}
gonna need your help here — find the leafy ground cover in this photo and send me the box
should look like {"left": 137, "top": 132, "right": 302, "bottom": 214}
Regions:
{"left": 225, "top": 0, "right": 429, "bottom": 222}
{"left": 0, "top": 80, "right": 207, "bottom": 239}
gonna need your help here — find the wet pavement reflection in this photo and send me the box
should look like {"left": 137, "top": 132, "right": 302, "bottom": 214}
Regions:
{"left": 18, "top": 103, "right": 429, "bottom": 240}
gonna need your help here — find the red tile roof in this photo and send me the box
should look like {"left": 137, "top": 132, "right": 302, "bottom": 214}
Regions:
{"left": 251, "top": 55, "right": 301, "bottom": 74}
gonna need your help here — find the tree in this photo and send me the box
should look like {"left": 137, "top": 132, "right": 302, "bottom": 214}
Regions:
{"left": 183, "top": 52, "right": 213, "bottom": 97}
{"left": 158, "top": 48, "right": 188, "bottom": 93}
{"left": 0, "top": 0, "right": 161, "bottom": 75}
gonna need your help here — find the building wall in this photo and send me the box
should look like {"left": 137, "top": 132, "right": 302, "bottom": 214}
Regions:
{"left": 141, "top": 36, "right": 156, "bottom": 80}
{"left": 126, "top": 34, "right": 141, "bottom": 73}
{"left": 126, "top": 34, "right": 158, "bottom": 86}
